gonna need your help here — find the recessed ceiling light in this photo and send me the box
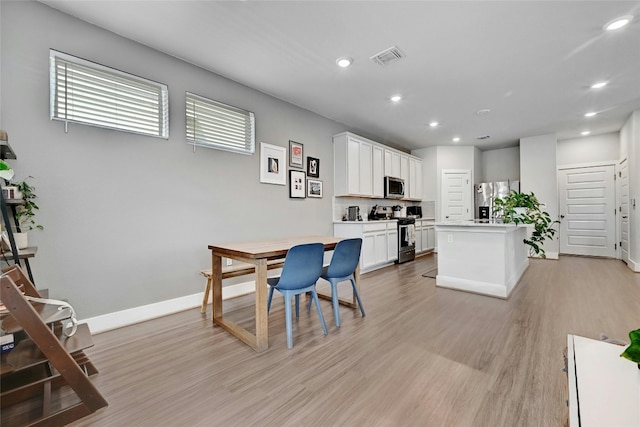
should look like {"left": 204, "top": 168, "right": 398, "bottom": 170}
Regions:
{"left": 581, "top": 131, "right": 591, "bottom": 136}
{"left": 476, "top": 109, "right": 491, "bottom": 115}
{"left": 390, "top": 95, "right": 402, "bottom": 102}
{"left": 603, "top": 15, "right": 634, "bottom": 31}
{"left": 591, "top": 81, "right": 608, "bottom": 89}
{"left": 336, "top": 57, "right": 353, "bottom": 68}
{"left": 452, "top": 137, "right": 460, "bottom": 142}
{"left": 429, "top": 121, "right": 439, "bottom": 128}
{"left": 584, "top": 112, "right": 597, "bottom": 117}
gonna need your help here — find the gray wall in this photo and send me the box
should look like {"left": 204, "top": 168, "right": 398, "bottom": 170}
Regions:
{"left": 481, "top": 146, "right": 520, "bottom": 183}
{"left": 557, "top": 132, "right": 620, "bottom": 165}
{"left": 520, "top": 134, "right": 559, "bottom": 258}
{"left": 0, "top": 1, "right": 351, "bottom": 318}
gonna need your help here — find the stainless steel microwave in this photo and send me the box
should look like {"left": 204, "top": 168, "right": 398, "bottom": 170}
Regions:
{"left": 384, "top": 176, "right": 405, "bottom": 199}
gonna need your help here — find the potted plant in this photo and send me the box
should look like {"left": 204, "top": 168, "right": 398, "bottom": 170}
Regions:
{"left": 620, "top": 329, "right": 640, "bottom": 370}
{"left": 493, "top": 190, "right": 559, "bottom": 258}
{"left": 2, "top": 176, "right": 43, "bottom": 250}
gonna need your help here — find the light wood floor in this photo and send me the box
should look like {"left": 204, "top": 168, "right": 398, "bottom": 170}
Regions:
{"left": 12, "top": 254, "right": 640, "bottom": 426}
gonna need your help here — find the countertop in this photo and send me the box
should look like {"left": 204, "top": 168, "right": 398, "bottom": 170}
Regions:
{"left": 435, "top": 220, "right": 525, "bottom": 228}
{"left": 334, "top": 218, "right": 435, "bottom": 224}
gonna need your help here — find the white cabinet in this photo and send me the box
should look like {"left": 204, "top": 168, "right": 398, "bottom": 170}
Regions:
{"left": 408, "top": 157, "right": 423, "bottom": 200}
{"left": 415, "top": 220, "right": 435, "bottom": 254}
{"left": 335, "top": 132, "right": 422, "bottom": 201}
{"left": 426, "top": 226, "right": 435, "bottom": 250}
{"left": 384, "top": 148, "right": 401, "bottom": 177}
{"left": 334, "top": 132, "right": 383, "bottom": 198}
{"left": 334, "top": 221, "right": 398, "bottom": 272}
{"left": 387, "top": 228, "right": 398, "bottom": 262}
{"left": 400, "top": 153, "right": 409, "bottom": 185}
{"left": 372, "top": 145, "right": 384, "bottom": 198}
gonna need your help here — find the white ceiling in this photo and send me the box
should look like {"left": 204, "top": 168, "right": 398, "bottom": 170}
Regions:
{"left": 40, "top": 1, "right": 640, "bottom": 151}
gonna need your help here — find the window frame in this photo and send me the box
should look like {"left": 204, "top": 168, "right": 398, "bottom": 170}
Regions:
{"left": 185, "top": 92, "right": 255, "bottom": 155}
{"left": 50, "top": 49, "right": 169, "bottom": 139}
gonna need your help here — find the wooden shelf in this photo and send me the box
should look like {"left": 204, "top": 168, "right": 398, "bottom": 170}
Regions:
{"left": 1, "top": 323, "right": 93, "bottom": 376}
{"left": 1, "top": 246, "right": 37, "bottom": 259}
{"left": 0, "top": 266, "right": 107, "bottom": 425}
{"left": 0, "top": 139, "right": 16, "bottom": 160}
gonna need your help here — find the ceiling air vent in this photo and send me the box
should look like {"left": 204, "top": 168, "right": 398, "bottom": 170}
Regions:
{"left": 476, "top": 135, "right": 491, "bottom": 140}
{"left": 370, "top": 46, "right": 406, "bottom": 66}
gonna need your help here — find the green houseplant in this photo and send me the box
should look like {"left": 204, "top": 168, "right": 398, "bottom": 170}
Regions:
{"left": 620, "top": 329, "right": 640, "bottom": 369}
{"left": 10, "top": 176, "right": 43, "bottom": 232}
{"left": 493, "top": 190, "right": 558, "bottom": 258}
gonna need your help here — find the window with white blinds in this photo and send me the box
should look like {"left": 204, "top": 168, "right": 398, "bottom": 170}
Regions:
{"left": 186, "top": 92, "right": 255, "bottom": 155}
{"left": 50, "top": 50, "right": 169, "bottom": 138}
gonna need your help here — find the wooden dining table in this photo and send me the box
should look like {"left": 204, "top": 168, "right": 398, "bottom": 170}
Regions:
{"left": 208, "top": 235, "right": 359, "bottom": 352}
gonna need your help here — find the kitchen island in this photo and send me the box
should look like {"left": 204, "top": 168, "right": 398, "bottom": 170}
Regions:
{"left": 435, "top": 221, "right": 529, "bottom": 299}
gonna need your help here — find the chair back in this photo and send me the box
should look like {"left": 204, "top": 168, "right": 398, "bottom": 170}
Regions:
{"left": 275, "top": 243, "right": 324, "bottom": 290}
{"left": 326, "top": 238, "right": 362, "bottom": 278}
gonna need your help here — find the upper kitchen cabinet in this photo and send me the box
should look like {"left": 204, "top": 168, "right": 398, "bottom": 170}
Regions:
{"left": 408, "top": 157, "right": 422, "bottom": 200}
{"left": 334, "top": 132, "right": 422, "bottom": 200}
{"left": 334, "top": 132, "right": 384, "bottom": 198}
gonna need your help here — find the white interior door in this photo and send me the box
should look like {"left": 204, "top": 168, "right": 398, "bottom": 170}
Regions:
{"left": 441, "top": 169, "right": 471, "bottom": 220}
{"left": 618, "top": 159, "right": 629, "bottom": 264}
{"left": 559, "top": 165, "right": 615, "bottom": 257}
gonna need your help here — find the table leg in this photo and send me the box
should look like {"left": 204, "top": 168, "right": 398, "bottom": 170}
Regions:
{"left": 211, "top": 253, "right": 223, "bottom": 323}
{"left": 254, "top": 258, "right": 269, "bottom": 351}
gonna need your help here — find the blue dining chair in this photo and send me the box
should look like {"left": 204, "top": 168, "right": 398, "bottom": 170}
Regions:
{"left": 267, "top": 243, "right": 328, "bottom": 349}
{"left": 308, "top": 238, "right": 365, "bottom": 327}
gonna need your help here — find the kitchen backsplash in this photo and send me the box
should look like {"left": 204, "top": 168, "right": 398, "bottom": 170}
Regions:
{"left": 334, "top": 198, "right": 435, "bottom": 221}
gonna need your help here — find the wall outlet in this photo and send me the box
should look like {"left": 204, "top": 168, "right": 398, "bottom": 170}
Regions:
{"left": 226, "top": 258, "right": 233, "bottom": 266}
{"left": 447, "top": 234, "right": 453, "bottom": 243}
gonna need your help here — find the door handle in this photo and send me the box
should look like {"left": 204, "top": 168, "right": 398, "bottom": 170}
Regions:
{"left": 622, "top": 216, "right": 628, "bottom": 219}
{"left": 560, "top": 214, "right": 565, "bottom": 219}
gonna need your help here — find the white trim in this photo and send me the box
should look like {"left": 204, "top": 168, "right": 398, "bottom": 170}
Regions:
{"left": 83, "top": 280, "right": 256, "bottom": 334}
{"left": 626, "top": 257, "right": 640, "bottom": 272}
{"left": 557, "top": 160, "right": 618, "bottom": 170}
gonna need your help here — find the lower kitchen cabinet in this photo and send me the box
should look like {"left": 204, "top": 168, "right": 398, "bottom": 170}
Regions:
{"left": 334, "top": 221, "right": 398, "bottom": 272}
{"left": 416, "top": 220, "right": 435, "bottom": 254}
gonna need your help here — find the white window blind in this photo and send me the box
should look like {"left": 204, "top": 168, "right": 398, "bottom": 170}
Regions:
{"left": 186, "top": 92, "right": 255, "bottom": 155}
{"left": 50, "top": 50, "right": 169, "bottom": 138}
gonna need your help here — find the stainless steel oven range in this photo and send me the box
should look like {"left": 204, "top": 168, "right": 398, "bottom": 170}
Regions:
{"left": 397, "top": 218, "right": 416, "bottom": 264}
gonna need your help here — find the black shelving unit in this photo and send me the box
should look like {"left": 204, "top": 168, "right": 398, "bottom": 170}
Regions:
{"left": 0, "top": 131, "right": 36, "bottom": 283}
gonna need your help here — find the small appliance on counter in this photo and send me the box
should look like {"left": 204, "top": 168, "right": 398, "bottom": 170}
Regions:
{"left": 392, "top": 205, "right": 406, "bottom": 218}
{"left": 406, "top": 206, "right": 422, "bottom": 218}
{"left": 368, "top": 205, "right": 393, "bottom": 220}
{"left": 345, "top": 206, "right": 362, "bottom": 221}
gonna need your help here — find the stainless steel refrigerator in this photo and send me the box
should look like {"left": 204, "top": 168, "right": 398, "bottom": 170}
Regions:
{"left": 474, "top": 180, "right": 520, "bottom": 219}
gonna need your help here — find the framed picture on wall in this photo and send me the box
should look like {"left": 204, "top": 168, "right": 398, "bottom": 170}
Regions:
{"left": 307, "top": 179, "right": 322, "bottom": 198}
{"left": 289, "top": 140, "right": 304, "bottom": 168}
{"left": 260, "top": 142, "right": 286, "bottom": 185}
{"left": 289, "top": 170, "right": 306, "bottom": 198}
{"left": 307, "top": 156, "right": 320, "bottom": 178}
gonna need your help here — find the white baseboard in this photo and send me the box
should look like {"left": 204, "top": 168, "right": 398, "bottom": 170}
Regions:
{"left": 83, "top": 280, "right": 256, "bottom": 334}
{"left": 626, "top": 257, "right": 640, "bottom": 272}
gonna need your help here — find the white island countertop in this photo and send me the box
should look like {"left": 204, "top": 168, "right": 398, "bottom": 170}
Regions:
{"left": 435, "top": 220, "right": 523, "bottom": 228}
{"left": 435, "top": 221, "right": 529, "bottom": 298}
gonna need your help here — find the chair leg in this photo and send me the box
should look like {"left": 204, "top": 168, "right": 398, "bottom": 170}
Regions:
{"left": 295, "top": 294, "right": 300, "bottom": 318}
{"left": 267, "top": 287, "right": 275, "bottom": 313}
{"left": 350, "top": 277, "right": 365, "bottom": 317}
{"left": 311, "top": 289, "right": 328, "bottom": 336}
{"left": 330, "top": 279, "right": 341, "bottom": 327}
{"left": 201, "top": 276, "right": 212, "bottom": 314}
{"left": 283, "top": 293, "right": 294, "bottom": 349}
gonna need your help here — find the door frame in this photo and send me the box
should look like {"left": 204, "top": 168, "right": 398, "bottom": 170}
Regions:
{"left": 440, "top": 169, "right": 472, "bottom": 221}
{"left": 617, "top": 158, "right": 629, "bottom": 264}
{"left": 557, "top": 160, "right": 618, "bottom": 259}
